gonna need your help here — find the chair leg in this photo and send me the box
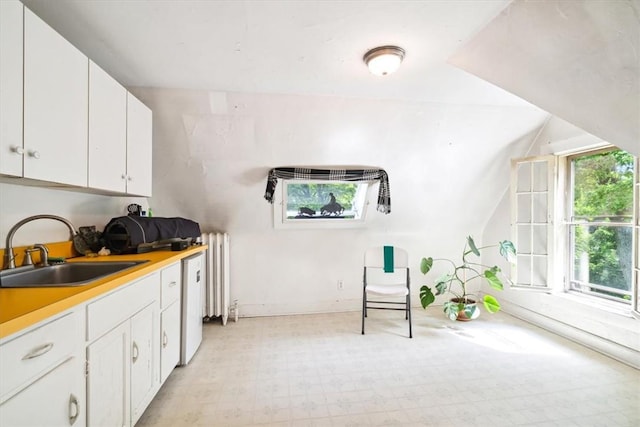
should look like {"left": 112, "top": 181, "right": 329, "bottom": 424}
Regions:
{"left": 407, "top": 293, "right": 413, "bottom": 339}
{"left": 361, "top": 290, "right": 366, "bottom": 335}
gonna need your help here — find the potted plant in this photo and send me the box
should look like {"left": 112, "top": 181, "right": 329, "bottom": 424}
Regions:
{"left": 419, "top": 236, "right": 516, "bottom": 321}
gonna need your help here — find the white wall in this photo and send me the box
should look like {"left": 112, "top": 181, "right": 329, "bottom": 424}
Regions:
{"left": 0, "top": 181, "right": 148, "bottom": 247}
{"left": 131, "top": 87, "right": 547, "bottom": 316}
{"left": 481, "top": 118, "right": 640, "bottom": 368}
{"left": 450, "top": 0, "right": 640, "bottom": 157}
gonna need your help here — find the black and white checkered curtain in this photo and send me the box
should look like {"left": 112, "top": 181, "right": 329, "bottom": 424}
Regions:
{"left": 264, "top": 167, "right": 391, "bottom": 214}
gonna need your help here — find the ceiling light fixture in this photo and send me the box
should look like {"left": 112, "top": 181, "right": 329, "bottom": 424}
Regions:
{"left": 363, "top": 45, "right": 405, "bottom": 76}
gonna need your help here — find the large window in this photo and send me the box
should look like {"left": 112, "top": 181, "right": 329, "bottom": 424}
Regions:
{"left": 567, "top": 149, "right": 635, "bottom": 303}
{"left": 512, "top": 148, "right": 638, "bottom": 313}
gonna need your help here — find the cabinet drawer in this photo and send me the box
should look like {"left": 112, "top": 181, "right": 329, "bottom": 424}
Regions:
{"left": 0, "top": 310, "right": 81, "bottom": 401}
{"left": 160, "top": 262, "right": 181, "bottom": 309}
{"left": 87, "top": 272, "right": 159, "bottom": 341}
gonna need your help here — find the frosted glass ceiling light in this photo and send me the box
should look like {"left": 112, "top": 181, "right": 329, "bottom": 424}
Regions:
{"left": 363, "top": 45, "right": 405, "bottom": 76}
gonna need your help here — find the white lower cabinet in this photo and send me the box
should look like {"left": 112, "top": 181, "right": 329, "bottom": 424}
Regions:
{"left": 130, "top": 303, "right": 159, "bottom": 424}
{"left": 0, "top": 260, "right": 189, "bottom": 427}
{"left": 0, "top": 309, "right": 85, "bottom": 427}
{"left": 85, "top": 273, "right": 160, "bottom": 427}
{"left": 159, "top": 262, "right": 182, "bottom": 385}
{"left": 87, "top": 302, "right": 158, "bottom": 427}
{"left": 160, "top": 301, "right": 181, "bottom": 384}
{"left": 86, "top": 321, "right": 130, "bottom": 427}
{"left": 0, "top": 355, "right": 85, "bottom": 426}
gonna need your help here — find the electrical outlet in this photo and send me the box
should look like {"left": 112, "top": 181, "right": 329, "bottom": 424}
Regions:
{"left": 337, "top": 280, "right": 344, "bottom": 290}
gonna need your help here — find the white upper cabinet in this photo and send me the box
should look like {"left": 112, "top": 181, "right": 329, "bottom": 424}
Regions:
{"left": 0, "top": 0, "right": 24, "bottom": 177}
{"left": 126, "top": 93, "right": 153, "bottom": 197}
{"left": 88, "top": 60, "right": 128, "bottom": 192}
{"left": 23, "top": 7, "right": 88, "bottom": 187}
{"left": 0, "top": 3, "right": 152, "bottom": 195}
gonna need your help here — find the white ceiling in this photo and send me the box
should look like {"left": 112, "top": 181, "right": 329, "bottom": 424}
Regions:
{"left": 21, "top": 0, "right": 533, "bottom": 107}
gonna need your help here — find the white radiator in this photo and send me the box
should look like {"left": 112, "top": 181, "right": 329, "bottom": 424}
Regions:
{"left": 200, "top": 232, "right": 235, "bottom": 325}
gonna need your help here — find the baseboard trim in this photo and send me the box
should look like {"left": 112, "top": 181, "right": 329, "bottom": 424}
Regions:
{"left": 500, "top": 300, "right": 639, "bottom": 370}
{"left": 239, "top": 299, "right": 362, "bottom": 317}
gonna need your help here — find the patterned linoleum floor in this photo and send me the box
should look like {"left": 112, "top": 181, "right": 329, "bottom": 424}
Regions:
{"left": 137, "top": 310, "right": 640, "bottom": 427}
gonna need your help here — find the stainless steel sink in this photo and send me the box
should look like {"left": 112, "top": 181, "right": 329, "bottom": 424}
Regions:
{"left": 0, "top": 261, "right": 148, "bottom": 288}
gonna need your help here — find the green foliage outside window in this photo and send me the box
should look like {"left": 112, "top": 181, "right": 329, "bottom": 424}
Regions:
{"left": 572, "top": 150, "right": 634, "bottom": 297}
{"left": 286, "top": 183, "right": 357, "bottom": 212}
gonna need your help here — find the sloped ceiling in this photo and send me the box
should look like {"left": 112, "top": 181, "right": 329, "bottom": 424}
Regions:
{"left": 22, "top": 0, "right": 528, "bottom": 107}
{"left": 450, "top": 0, "right": 640, "bottom": 156}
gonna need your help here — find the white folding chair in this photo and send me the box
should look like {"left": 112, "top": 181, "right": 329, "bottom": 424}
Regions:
{"left": 361, "top": 246, "right": 412, "bottom": 338}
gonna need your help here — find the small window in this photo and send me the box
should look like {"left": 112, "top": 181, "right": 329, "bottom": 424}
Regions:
{"left": 273, "top": 180, "right": 373, "bottom": 229}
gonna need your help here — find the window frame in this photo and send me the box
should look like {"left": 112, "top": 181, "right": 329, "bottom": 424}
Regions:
{"left": 272, "top": 179, "right": 375, "bottom": 229}
{"left": 510, "top": 155, "right": 556, "bottom": 291}
{"left": 512, "top": 148, "right": 639, "bottom": 315}
{"left": 634, "top": 157, "right": 639, "bottom": 316}
{"left": 564, "top": 148, "right": 635, "bottom": 305}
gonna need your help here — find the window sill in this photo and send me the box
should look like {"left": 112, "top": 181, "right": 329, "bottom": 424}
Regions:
{"left": 554, "top": 290, "right": 634, "bottom": 318}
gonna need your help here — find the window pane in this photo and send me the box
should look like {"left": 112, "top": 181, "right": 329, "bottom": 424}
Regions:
{"left": 517, "top": 255, "right": 531, "bottom": 285}
{"left": 571, "top": 224, "right": 633, "bottom": 294}
{"left": 572, "top": 150, "right": 634, "bottom": 223}
{"left": 636, "top": 227, "right": 640, "bottom": 268}
{"left": 533, "top": 161, "right": 548, "bottom": 192}
{"left": 285, "top": 182, "right": 363, "bottom": 219}
{"left": 532, "top": 225, "right": 547, "bottom": 255}
{"left": 518, "top": 225, "right": 531, "bottom": 255}
{"left": 568, "top": 149, "right": 635, "bottom": 302}
{"left": 517, "top": 194, "right": 531, "bottom": 223}
{"left": 533, "top": 193, "right": 548, "bottom": 223}
{"left": 532, "top": 257, "right": 548, "bottom": 286}
{"left": 517, "top": 163, "right": 531, "bottom": 192}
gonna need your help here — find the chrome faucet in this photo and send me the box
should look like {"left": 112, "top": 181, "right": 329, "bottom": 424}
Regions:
{"left": 3, "top": 215, "right": 77, "bottom": 270}
{"left": 32, "top": 244, "right": 50, "bottom": 267}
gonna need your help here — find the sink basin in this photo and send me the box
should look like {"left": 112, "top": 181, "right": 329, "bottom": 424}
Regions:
{"left": 0, "top": 261, "right": 148, "bottom": 288}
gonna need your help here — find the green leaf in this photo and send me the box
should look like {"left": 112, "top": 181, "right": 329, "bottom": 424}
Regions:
{"left": 484, "top": 267, "right": 504, "bottom": 291}
{"left": 464, "top": 304, "right": 478, "bottom": 319}
{"left": 434, "top": 274, "right": 452, "bottom": 295}
{"left": 420, "top": 257, "right": 433, "bottom": 275}
{"left": 499, "top": 240, "right": 517, "bottom": 263}
{"left": 420, "top": 286, "right": 436, "bottom": 308}
{"left": 443, "top": 301, "right": 459, "bottom": 321}
{"left": 467, "top": 236, "right": 480, "bottom": 256}
{"left": 483, "top": 294, "right": 501, "bottom": 313}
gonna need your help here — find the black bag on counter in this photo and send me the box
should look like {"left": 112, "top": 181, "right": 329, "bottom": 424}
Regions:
{"left": 103, "top": 216, "right": 201, "bottom": 254}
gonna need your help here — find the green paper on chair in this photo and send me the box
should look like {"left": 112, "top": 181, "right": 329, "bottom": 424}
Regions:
{"left": 383, "top": 246, "right": 394, "bottom": 273}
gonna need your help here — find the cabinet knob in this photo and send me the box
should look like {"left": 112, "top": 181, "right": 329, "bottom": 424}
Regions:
{"left": 69, "top": 394, "right": 79, "bottom": 425}
{"left": 127, "top": 176, "right": 133, "bottom": 182}
{"left": 28, "top": 150, "right": 40, "bottom": 159}
{"left": 162, "top": 331, "right": 168, "bottom": 348}
{"left": 11, "top": 146, "right": 24, "bottom": 155}
{"left": 121, "top": 174, "right": 127, "bottom": 180}
{"left": 132, "top": 341, "right": 139, "bottom": 363}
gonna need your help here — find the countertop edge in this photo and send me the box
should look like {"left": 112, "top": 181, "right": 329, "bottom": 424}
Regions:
{"left": 0, "top": 245, "right": 207, "bottom": 340}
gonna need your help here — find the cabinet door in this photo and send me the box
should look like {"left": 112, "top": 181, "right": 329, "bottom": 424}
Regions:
{"left": 130, "top": 303, "right": 159, "bottom": 425}
{"left": 23, "top": 7, "right": 88, "bottom": 186}
{"left": 87, "top": 322, "right": 130, "bottom": 427}
{"left": 126, "top": 93, "right": 152, "bottom": 196}
{"left": 88, "top": 60, "right": 127, "bottom": 192}
{"left": 160, "top": 301, "right": 181, "bottom": 385}
{"left": 0, "top": 356, "right": 85, "bottom": 427}
{"left": 0, "top": 0, "right": 24, "bottom": 177}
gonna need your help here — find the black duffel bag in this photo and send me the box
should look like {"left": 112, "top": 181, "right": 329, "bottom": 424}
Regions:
{"left": 103, "top": 216, "right": 201, "bottom": 254}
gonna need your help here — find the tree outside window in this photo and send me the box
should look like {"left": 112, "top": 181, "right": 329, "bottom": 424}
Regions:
{"left": 570, "top": 149, "right": 635, "bottom": 302}
{"left": 284, "top": 182, "right": 368, "bottom": 220}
